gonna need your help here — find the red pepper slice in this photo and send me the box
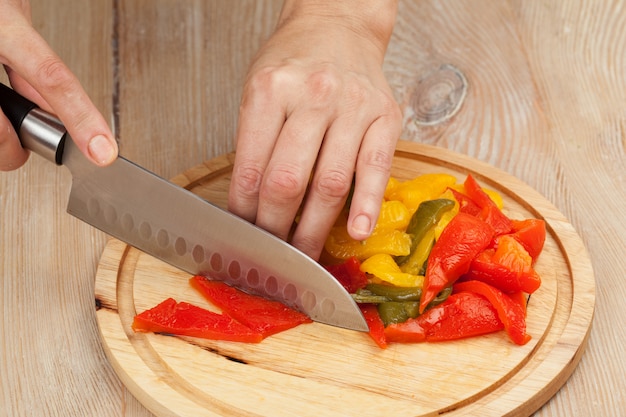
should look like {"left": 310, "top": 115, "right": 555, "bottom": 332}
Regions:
{"left": 190, "top": 276, "right": 312, "bottom": 338}
{"left": 360, "top": 304, "right": 388, "bottom": 348}
{"left": 463, "top": 174, "right": 512, "bottom": 236}
{"left": 325, "top": 257, "right": 368, "bottom": 293}
{"left": 132, "top": 298, "right": 264, "bottom": 343}
{"left": 447, "top": 187, "right": 481, "bottom": 216}
{"left": 385, "top": 292, "right": 503, "bottom": 343}
{"left": 508, "top": 291, "right": 528, "bottom": 316}
{"left": 508, "top": 219, "right": 546, "bottom": 263}
{"left": 463, "top": 236, "right": 542, "bottom": 294}
{"left": 454, "top": 280, "right": 531, "bottom": 345}
{"left": 384, "top": 316, "right": 426, "bottom": 343}
{"left": 420, "top": 212, "right": 494, "bottom": 312}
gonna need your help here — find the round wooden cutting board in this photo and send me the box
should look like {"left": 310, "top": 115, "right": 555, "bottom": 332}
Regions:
{"left": 94, "top": 141, "right": 595, "bottom": 417}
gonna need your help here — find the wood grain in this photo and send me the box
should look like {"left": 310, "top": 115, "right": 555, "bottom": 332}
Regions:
{"left": 94, "top": 142, "right": 594, "bottom": 417}
{"left": 2, "top": 1, "right": 625, "bottom": 416}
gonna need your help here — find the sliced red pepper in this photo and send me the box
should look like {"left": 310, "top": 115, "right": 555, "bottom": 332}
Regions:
{"left": 190, "top": 276, "right": 312, "bottom": 339}
{"left": 508, "top": 291, "right": 528, "bottom": 316}
{"left": 454, "top": 280, "right": 531, "bottom": 345}
{"left": 463, "top": 237, "right": 541, "bottom": 294}
{"left": 360, "top": 304, "right": 388, "bottom": 348}
{"left": 385, "top": 292, "right": 502, "bottom": 343}
{"left": 325, "top": 257, "right": 368, "bottom": 293}
{"left": 132, "top": 298, "right": 263, "bottom": 343}
{"left": 384, "top": 316, "right": 426, "bottom": 343}
{"left": 463, "top": 174, "right": 512, "bottom": 236}
{"left": 508, "top": 219, "right": 546, "bottom": 263}
{"left": 447, "top": 187, "right": 481, "bottom": 216}
{"left": 420, "top": 212, "right": 494, "bottom": 312}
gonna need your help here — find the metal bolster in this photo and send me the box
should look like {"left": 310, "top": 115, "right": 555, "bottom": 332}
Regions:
{"left": 19, "top": 109, "right": 67, "bottom": 165}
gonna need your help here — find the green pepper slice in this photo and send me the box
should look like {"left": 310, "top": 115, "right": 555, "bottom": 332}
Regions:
{"left": 395, "top": 198, "right": 455, "bottom": 266}
{"left": 366, "top": 283, "right": 422, "bottom": 301}
{"left": 378, "top": 301, "right": 420, "bottom": 326}
{"left": 351, "top": 289, "right": 390, "bottom": 304}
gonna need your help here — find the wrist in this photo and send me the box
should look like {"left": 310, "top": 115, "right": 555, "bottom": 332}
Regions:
{"left": 277, "top": 0, "right": 398, "bottom": 57}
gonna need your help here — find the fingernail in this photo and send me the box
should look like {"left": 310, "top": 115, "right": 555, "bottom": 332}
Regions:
{"left": 351, "top": 214, "right": 372, "bottom": 238}
{"left": 88, "top": 135, "right": 117, "bottom": 165}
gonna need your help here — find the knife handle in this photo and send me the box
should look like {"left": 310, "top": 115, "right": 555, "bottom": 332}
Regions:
{"left": 0, "top": 82, "right": 67, "bottom": 165}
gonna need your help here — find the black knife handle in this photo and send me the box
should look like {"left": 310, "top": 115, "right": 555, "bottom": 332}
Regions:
{"left": 0, "top": 82, "right": 67, "bottom": 165}
{"left": 0, "top": 82, "right": 38, "bottom": 133}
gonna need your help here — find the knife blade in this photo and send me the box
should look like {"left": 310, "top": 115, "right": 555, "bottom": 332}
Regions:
{"left": 0, "top": 83, "right": 367, "bottom": 332}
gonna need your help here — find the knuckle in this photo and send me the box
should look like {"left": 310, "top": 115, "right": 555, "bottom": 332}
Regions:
{"left": 232, "top": 162, "right": 264, "bottom": 198}
{"left": 243, "top": 66, "right": 285, "bottom": 100}
{"left": 306, "top": 68, "right": 341, "bottom": 104}
{"left": 35, "top": 56, "right": 73, "bottom": 91}
{"left": 313, "top": 169, "right": 353, "bottom": 202}
{"left": 262, "top": 164, "right": 307, "bottom": 203}
{"left": 241, "top": 65, "right": 294, "bottom": 112}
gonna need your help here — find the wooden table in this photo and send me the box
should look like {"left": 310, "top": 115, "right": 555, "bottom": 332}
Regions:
{"left": 1, "top": 1, "right": 623, "bottom": 415}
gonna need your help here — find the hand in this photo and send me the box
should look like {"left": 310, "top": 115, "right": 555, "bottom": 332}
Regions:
{"left": 0, "top": 0, "right": 118, "bottom": 171}
{"left": 229, "top": 0, "right": 402, "bottom": 260}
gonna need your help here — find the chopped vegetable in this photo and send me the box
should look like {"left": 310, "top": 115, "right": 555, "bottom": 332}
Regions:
{"left": 508, "top": 219, "right": 546, "bottom": 263}
{"left": 378, "top": 301, "right": 421, "bottom": 326}
{"left": 385, "top": 173, "right": 457, "bottom": 211}
{"left": 398, "top": 227, "right": 435, "bottom": 276}
{"left": 132, "top": 298, "right": 264, "bottom": 343}
{"left": 395, "top": 198, "right": 455, "bottom": 266}
{"left": 420, "top": 212, "right": 494, "bottom": 312}
{"left": 360, "top": 304, "right": 388, "bottom": 349}
{"left": 324, "top": 257, "right": 368, "bottom": 293}
{"left": 190, "top": 276, "right": 312, "bottom": 338}
{"left": 463, "top": 174, "right": 512, "bottom": 236}
{"left": 464, "top": 235, "right": 541, "bottom": 294}
{"left": 385, "top": 292, "right": 504, "bottom": 343}
{"left": 361, "top": 283, "right": 422, "bottom": 301}
{"left": 454, "top": 280, "right": 531, "bottom": 345}
{"left": 360, "top": 253, "right": 424, "bottom": 287}
{"left": 324, "top": 227, "right": 412, "bottom": 260}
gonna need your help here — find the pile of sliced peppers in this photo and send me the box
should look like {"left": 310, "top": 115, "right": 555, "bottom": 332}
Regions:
{"left": 323, "top": 173, "right": 545, "bottom": 348}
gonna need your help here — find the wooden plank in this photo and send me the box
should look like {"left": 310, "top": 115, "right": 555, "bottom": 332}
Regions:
{"left": 0, "top": 1, "right": 123, "bottom": 416}
{"left": 115, "top": 0, "right": 282, "bottom": 179}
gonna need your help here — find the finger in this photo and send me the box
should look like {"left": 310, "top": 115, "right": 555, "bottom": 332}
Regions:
{"left": 254, "top": 109, "right": 329, "bottom": 241}
{"left": 3, "top": 28, "right": 117, "bottom": 166}
{"left": 0, "top": 109, "right": 29, "bottom": 171}
{"left": 347, "top": 101, "right": 402, "bottom": 241}
{"left": 290, "top": 110, "right": 368, "bottom": 259}
{"left": 4, "top": 67, "right": 51, "bottom": 111}
{"left": 228, "top": 69, "right": 289, "bottom": 222}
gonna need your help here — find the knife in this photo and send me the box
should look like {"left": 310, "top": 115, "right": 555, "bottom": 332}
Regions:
{"left": 0, "top": 83, "right": 367, "bottom": 332}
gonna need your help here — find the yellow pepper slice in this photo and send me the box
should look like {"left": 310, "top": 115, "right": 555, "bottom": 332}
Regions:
{"left": 384, "top": 177, "right": 402, "bottom": 200}
{"left": 361, "top": 253, "right": 424, "bottom": 287}
{"left": 387, "top": 173, "right": 457, "bottom": 212}
{"left": 324, "top": 227, "right": 411, "bottom": 260}
{"left": 374, "top": 200, "right": 411, "bottom": 232}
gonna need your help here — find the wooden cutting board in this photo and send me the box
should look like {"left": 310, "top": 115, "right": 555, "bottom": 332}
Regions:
{"left": 94, "top": 141, "right": 595, "bottom": 417}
